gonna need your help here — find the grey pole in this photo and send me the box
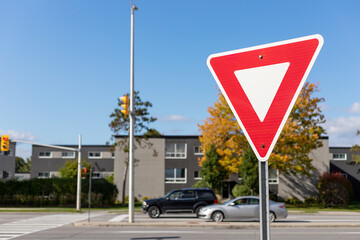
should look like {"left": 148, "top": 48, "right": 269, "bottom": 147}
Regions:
{"left": 128, "top": 0, "right": 137, "bottom": 223}
{"left": 259, "top": 160, "right": 270, "bottom": 240}
{"left": 76, "top": 134, "right": 82, "bottom": 211}
{"left": 88, "top": 168, "right": 92, "bottom": 222}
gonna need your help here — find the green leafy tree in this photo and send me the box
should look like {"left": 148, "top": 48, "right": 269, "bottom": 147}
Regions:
{"left": 109, "top": 91, "right": 158, "bottom": 205}
{"left": 199, "top": 144, "right": 228, "bottom": 194}
{"left": 350, "top": 130, "right": 360, "bottom": 167}
{"left": 58, "top": 159, "right": 92, "bottom": 178}
{"left": 15, "top": 157, "right": 31, "bottom": 173}
{"left": 233, "top": 147, "right": 259, "bottom": 197}
{"left": 199, "top": 82, "right": 326, "bottom": 176}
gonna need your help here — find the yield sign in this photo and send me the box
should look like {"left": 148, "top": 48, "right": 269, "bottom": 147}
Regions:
{"left": 207, "top": 35, "right": 324, "bottom": 161}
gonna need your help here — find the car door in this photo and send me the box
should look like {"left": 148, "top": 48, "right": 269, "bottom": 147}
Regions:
{"left": 163, "top": 190, "right": 183, "bottom": 212}
{"left": 226, "top": 198, "right": 249, "bottom": 220}
{"left": 180, "top": 190, "right": 196, "bottom": 211}
{"left": 246, "top": 197, "right": 260, "bottom": 219}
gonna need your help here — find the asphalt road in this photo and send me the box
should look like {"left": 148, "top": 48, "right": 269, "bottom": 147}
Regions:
{"left": 1, "top": 211, "right": 360, "bottom": 240}
{"left": 10, "top": 225, "right": 360, "bottom": 240}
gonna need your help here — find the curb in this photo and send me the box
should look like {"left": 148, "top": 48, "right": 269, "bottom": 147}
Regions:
{"left": 73, "top": 221, "right": 360, "bottom": 229}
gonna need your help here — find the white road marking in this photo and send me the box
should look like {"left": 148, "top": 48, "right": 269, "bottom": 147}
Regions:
{"left": 108, "top": 214, "right": 129, "bottom": 222}
{"left": 0, "top": 213, "right": 104, "bottom": 240}
{"left": 116, "top": 231, "right": 207, "bottom": 234}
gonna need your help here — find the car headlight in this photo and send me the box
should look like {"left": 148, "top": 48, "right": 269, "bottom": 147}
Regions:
{"left": 142, "top": 201, "right": 147, "bottom": 206}
{"left": 201, "top": 208, "right": 208, "bottom": 212}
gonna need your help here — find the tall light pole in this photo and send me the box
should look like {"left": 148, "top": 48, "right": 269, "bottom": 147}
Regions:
{"left": 128, "top": 0, "right": 137, "bottom": 223}
{"left": 76, "top": 134, "right": 82, "bottom": 211}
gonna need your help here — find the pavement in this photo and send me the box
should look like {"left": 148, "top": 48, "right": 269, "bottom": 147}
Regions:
{"left": 73, "top": 211, "right": 360, "bottom": 229}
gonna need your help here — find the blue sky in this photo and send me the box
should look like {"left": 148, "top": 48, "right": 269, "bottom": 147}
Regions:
{"left": 1, "top": 0, "right": 360, "bottom": 159}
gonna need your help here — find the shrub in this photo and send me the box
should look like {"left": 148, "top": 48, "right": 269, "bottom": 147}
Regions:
{"left": 304, "top": 196, "right": 319, "bottom": 205}
{"left": 192, "top": 179, "right": 211, "bottom": 189}
{"left": 285, "top": 197, "right": 303, "bottom": 205}
{"left": 0, "top": 178, "right": 118, "bottom": 207}
{"left": 232, "top": 184, "right": 251, "bottom": 197}
{"left": 318, "top": 172, "right": 354, "bottom": 206}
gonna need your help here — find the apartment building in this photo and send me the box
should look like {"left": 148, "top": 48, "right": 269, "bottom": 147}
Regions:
{"left": 113, "top": 135, "right": 331, "bottom": 201}
{"left": 329, "top": 147, "right": 360, "bottom": 201}
{"left": 0, "top": 141, "right": 16, "bottom": 180}
{"left": 31, "top": 145, "right": 114, "bottom": 179}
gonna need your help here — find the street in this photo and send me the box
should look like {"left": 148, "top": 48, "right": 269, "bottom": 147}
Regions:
{"left": 7, "top": 225, "right": 360, "bottom": 240}
{"left": 1, "top": 211, "right": 360, "bottom": 239}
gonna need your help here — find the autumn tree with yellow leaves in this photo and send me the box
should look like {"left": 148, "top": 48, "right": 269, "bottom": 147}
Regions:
{"left": 198, "top": 82, "right": 326, "bottom": 176}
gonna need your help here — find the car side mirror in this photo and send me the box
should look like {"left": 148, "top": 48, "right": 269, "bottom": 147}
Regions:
{"left": 166, "top": 197, "right": 170, "bottom": 201}
{"left": 229, "top": 202, "right": 235, "bottom": 206}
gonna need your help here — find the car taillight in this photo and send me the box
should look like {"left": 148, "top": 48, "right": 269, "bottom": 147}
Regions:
{"left": 214, "top": 199, "right": 218, "bottom": 204}
{"left": 279, "top": 204, "right": 285, "bottom": 208}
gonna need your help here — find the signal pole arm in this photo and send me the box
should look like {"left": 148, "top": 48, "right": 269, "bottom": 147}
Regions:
{"left": 11, "top": 140, "right": 80, "bottom": 152}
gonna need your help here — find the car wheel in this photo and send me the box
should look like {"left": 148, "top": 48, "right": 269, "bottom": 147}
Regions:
{"left": 269, "top": 211, "right": 276, "bottom": 222}
{"left": 195, "top": 206, "right": 203, "bottom": 217}
{"left": 211, "top": 211, "right": 224, "bottom": 222}
{"left": 148, "top": 206, "right": 161, "bottom": 218}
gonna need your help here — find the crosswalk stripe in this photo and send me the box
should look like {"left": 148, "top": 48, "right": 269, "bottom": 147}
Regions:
{"left": 0, "top": 213, "right": 104, "bottom": 240}
{"left": 109, "top": 214, "right": 129, "bottom": 222}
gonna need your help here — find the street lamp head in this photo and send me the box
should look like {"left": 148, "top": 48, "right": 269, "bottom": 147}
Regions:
{"left": 133, "top": 5, "right": 138, "bottom": 11}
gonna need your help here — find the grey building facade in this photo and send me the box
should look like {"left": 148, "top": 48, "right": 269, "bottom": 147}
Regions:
{"left": 329, "top": 147, "right": 360, "bottom": 201}
{"left": 31, "top": 145, "right": 114, "bottom": 179}
{"left": 276, "top": 137, "right": 331, "bottom": 201}
{"left": 0, "top": 141, "right": 16, "bottom": 180}
{"left": 113, "top": 135, "right": 331, "bottom": 202}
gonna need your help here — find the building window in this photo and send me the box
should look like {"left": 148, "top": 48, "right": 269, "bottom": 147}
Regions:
{"left": 39, "top": 152, "right": 52, "bottom": 158}
{"left": 165, "top": 143, "right": 187, "bottom": 158}
{"left": 269, "top": 168, "right": 278, "bottom": 184}
{"left": 62, "top": 151, "right": 75, "bottom": 158}
{"left": 88, "top": 152, "right": 102, "bottom": 158}
{"left": 92, "top": 172, "right": 102, "bottom": 179}
{"left": 332, "top": 153, "right": 347, "bottom": 160}
{"left": 38, "top": 172, "right": 50, "bottom": 178}
{"left": 165, "top": 168, "right": 187, "bottom": 183}
{"left": 0, "top": 150, "right": 13, "bottom": 156}
{"left": 194, "top": 171, "right": 202, "bottom": 179}
{"left": 193, "top": 146, "right": 204, "bottom": 155}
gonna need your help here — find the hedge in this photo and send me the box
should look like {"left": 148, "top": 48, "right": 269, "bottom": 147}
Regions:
{"left": 0, "top": 178, "right": 118, "bottom": 207}
{"left": 318, "top": 172, "right": 354, "bottom": 206}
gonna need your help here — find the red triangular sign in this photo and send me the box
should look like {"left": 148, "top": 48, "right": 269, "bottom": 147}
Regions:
{"left": 207, "top": 35, "right": 324, "bottom": 161}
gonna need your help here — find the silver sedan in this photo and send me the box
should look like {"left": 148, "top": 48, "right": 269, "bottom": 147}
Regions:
{"left": 198, "top": 196, "right": 287, "bottom": 222}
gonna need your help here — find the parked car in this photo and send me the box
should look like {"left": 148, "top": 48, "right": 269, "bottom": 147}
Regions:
{"left": 142, "top": 188, "right": 218, "bottom": 218}
{"left": 198, "top": 196, "right": 287, "bottom": 222}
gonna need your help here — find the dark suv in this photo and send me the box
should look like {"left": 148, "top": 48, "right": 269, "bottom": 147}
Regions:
{"left": 142, "top": 188, "right": 218, "bottom": 218}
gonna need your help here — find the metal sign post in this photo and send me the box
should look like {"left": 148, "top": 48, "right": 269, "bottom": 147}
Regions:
{"left": 259, "top": 160, "right": 270, "bottom": 240}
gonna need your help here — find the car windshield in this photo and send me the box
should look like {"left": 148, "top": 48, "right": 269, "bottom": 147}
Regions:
{"left": 163, "top": 191, "right": 173, "bottom": 198}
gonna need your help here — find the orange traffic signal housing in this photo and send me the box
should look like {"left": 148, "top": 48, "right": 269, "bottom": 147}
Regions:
{"left": 120, "top": 95, "right": 129, "bottom": 116}
{"left": 1, "top": 135, "right": 9, "bottom": 151}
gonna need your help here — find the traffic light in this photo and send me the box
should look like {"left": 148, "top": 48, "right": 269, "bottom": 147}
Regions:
{"left": 120, "top": 95, "right": 129, "bottom": 117}
{"left": 1, "top": 135, "right": 9, "bottom": 152}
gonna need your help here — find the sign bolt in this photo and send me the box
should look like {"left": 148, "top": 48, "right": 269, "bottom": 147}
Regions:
{"left": 259, "top": 55, "right": 263, "bottom": 59}
{"left": 261, "top": 144, "right": 265, "bottom": 149}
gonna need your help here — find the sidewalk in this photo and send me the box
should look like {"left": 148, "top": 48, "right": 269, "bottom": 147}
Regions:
{"left": 74, "top": 210, "right": 360, "bottom": 228}
{"left": 73, "top": 220, "right": 360, "bottom": 229}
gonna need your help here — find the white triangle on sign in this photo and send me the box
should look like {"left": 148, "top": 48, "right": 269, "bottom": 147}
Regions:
{"left": 234, "top": 62, "right": 290, "bottom": 122}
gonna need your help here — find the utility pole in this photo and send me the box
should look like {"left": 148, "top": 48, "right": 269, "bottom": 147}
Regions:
{"left": 128, "top": 0, "right": 137, "bottom": 223}
{"left": 76, "top": 134, "right": 82, "bottom": 211}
